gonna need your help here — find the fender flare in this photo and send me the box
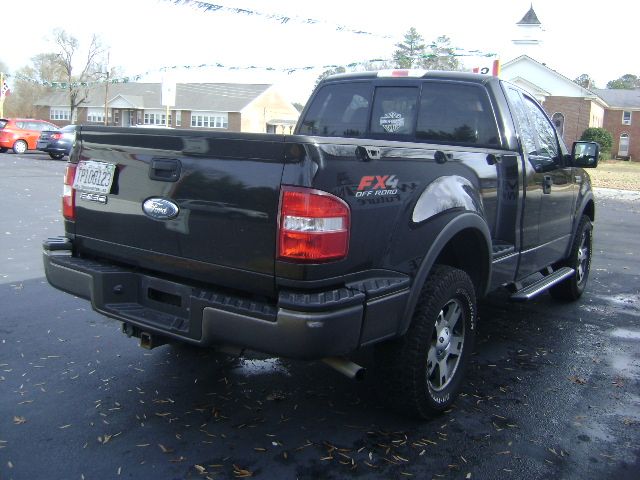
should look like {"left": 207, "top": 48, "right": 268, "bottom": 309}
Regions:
{"left": 398, "top": 212, "right": 492, "bottom": 336}
{"left": 567, "top": 190, "right": 595, "bottom": 255}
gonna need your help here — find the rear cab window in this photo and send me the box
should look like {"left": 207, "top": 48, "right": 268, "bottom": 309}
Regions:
{"left": 298, "top": 82, "right": 371, "bottom": 138}
{"left": 370, "top": 87, "right": 419, "bottom": 137}
{"left": 0, "top": 120, "right": 7, "bottom": 129}
{"left": 299, "top": 79, "right": 500, "bottom": 148}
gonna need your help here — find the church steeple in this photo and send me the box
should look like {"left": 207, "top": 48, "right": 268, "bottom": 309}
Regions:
{"left": 513, "top": 3, "right": 544, "bottom": 48}
{"left": 517, "top": 4, "right": 542, "bottom": 26}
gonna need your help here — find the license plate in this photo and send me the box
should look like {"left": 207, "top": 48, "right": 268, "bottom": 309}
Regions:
{"left": 74, "top": 161, "right": 116, "bottom": 194}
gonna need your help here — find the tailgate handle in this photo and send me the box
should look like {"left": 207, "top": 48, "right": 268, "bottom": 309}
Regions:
{"left": 150, "top": 159, "right": 181, "bottom": 182}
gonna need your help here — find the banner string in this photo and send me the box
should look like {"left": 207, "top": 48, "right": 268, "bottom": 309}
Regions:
{"left": 4, "top": 52, "right": 496, "bottom": 89}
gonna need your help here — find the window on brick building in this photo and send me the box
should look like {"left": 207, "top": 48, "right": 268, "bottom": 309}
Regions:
{"left": 552, "top": 112, "right": 565, "bottom": 138}
{"left": 50, "top": 108, "right": 70, "bottom": 121}
{"left": 622, "top": 111, "right": 632, "bottom": 125}
{"left": 191, "top": 112, "right": 228, "bottom": 129}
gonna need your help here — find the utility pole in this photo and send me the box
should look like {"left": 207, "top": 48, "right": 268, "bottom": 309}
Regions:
{"left": 104, "top": 52, "right": 110, "bottom": 126}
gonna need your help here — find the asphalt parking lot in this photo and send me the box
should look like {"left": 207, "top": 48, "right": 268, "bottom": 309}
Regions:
{"left": 0, "top": 152, "right": 638, "bottom": 479}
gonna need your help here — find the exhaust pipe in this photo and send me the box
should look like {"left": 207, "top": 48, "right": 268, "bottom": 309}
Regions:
{"left": 322, "top": 357, "right": 366, "bottom": 381}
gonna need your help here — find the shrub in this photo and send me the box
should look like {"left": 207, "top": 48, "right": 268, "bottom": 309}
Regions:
{"left": 580, "top": 128, "right": 613, "bottom": 156}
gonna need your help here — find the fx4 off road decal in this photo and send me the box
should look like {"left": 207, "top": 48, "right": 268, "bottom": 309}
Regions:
{"left": 356, "top": 175, "right": 399, "bottom": 197}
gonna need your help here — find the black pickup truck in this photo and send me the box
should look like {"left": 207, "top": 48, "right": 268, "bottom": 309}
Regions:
{"left": 43, "top": 70, "right": 599, "bottom": 418}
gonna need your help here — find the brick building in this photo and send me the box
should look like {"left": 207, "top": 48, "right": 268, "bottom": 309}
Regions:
{"left": 593, "top": 88, "right": 640, "bottom": 160}
{"left": 34, "top": 83, "right": 299, "bottom": 134}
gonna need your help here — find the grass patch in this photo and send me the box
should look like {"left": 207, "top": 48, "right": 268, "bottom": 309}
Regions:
{"left": 588, "top": 160, "right": 640, "bottom": 191}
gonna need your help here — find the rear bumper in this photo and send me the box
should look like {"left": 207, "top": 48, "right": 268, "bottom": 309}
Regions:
{"left": 37, "top": 141, "right": 69, "bottom": 154}
{"left": 43, "top": 237, "right": 410, "bottom": 359}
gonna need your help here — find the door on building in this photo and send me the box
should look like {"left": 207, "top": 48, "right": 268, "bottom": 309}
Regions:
{"left": 618, "top": 133, "right": 630, "bottom": 158}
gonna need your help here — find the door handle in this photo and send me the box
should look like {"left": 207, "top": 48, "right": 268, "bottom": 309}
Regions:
{"left": 543, "top": 175, "right": 553, "bottom": 194}
{"left": 150, "top": 158, "right": 181, "bottom": 182}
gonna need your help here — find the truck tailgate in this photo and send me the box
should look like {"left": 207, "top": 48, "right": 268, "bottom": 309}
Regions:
{"left": 72, "top": 128, "right": 286, "bottom": 296}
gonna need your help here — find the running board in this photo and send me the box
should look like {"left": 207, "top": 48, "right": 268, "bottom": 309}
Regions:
{"left": 510, "top": 267, "right": 575, "bottom": 302}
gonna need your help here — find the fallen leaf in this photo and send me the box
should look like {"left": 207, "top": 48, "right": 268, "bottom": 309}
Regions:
{"left": 569, "top": 376, "right": 587, "bottom": 385}
{"left": 13, "top": 416, "right": 27, "bottom": 425}
{"left": 159, "top": 444, "right": 174, "bottom": 454}
{"left": 233, "top": 464, "right": 253, "bottom": 478}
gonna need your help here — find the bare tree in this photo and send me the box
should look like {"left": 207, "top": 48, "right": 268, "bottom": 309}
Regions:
{"left": 52, "top": 28, "right": 105, "bottom": 122}
{"left": 3, "top": 54, "right": 63, "bottom": 117}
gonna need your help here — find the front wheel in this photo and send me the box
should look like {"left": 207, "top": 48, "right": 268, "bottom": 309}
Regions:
{"left": 12, "top": 140, "right": 28, "bottom": 154}
{"left": 550, "top": 215, "right": 593, "bottom": 301}
{"left": 49, "top": 152, "right": 64, "bottom": 160}
{"left": 374, "top": 265, "right": 476, "bottom": 419}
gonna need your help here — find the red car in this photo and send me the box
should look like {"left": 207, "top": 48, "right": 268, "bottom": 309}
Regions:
{"left": 0, "top": 118, "right": 60, "bottom": 154}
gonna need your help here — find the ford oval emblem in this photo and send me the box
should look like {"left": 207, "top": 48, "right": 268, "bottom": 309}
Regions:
{"left": 142, "top": 198, "right": 179, "bottom": 220}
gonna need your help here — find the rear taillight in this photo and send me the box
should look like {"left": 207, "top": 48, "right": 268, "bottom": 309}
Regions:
{"left": 278, "top": 186, "right": 350, "bottom": 262}
{"left": 63, "top": 164, "right": 77, "bottom": 220}
{"left": 51, "top": 133, "right": 62, "bottom": 140}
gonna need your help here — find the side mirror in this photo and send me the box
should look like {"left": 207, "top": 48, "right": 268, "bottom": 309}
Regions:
{"left": 571, "top": 141, "right": 599, "bottom": 168}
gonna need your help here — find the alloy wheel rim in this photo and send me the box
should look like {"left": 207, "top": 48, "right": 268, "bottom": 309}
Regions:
{"left": 576, "top": 230, "right": 590, "bottom": 285}
{"left": 427, "top": 298, "right": 465, "bottom": 392}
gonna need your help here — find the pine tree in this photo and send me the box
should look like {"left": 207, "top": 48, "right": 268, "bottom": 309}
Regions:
{"left": 393, "top": 28, "right": 426, "bottom": 69}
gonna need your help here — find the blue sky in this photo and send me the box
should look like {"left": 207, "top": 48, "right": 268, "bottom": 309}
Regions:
{"left": 2, "top": 0, "right": 636, "bottom": 103}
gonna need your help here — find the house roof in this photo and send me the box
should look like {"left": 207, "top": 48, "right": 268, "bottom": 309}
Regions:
{"left": 517, "top": 5, "right": 541, "bottom": 25}
{"left": 36, "top": 83, "right": 273, "bottom": 112}
{"left": 592, "top": 88, "right": 640, "bottom": 109}
{"left": 110, "top": 94, "right": 144, "bottom": 108}
{"left": 501, "top": 55, "right": 608, "bottom": 107}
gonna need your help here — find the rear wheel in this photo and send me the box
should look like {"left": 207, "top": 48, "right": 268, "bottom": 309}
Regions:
{"left": 374, "top": 265, "right": 476, "bottom": 419}
{"left": 12, "top": 140, "right": 27, "bottom": 154}
{"left": 550, "top": 215, "right": 593, "bottom": 301}
{"left": 49, "top": 152, "right": 65, "bottom": 160}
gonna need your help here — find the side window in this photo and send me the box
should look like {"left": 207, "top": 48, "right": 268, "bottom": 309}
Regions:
{"left": 370, "top": 87, "right": 419, "bottom": 136}
{"left": 523, "top": 96, "right": 559, "bottom": 160}
{"left": 552, "top": 112, "right": 565, "bottom": 139}
{"left": 298, "top": 82, "right": 371, "bottom": 138}
{"left": 416, "top": 82, "right": 499, "bottom": 146}
{"left": 506, "top": 87, "right": 538, "bottom": 156}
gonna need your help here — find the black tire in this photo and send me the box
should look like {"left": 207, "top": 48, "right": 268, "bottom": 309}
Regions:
{"left": 550, "top": 215, "right": 593, "bottom": 301}
{"left": 12, "top": 140, "right": 28, "bottom": 154}
{"left": 49, "top": 152, "right": 65, "bottom": 160}
{"left": 374, "top": 265, "right": 476, "bottom": 419}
